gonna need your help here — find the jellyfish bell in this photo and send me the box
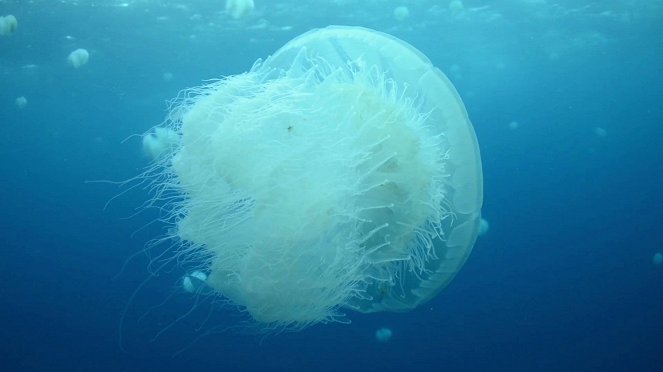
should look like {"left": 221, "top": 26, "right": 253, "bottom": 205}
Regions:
{"left": 148, "top": 26, "right": 482, "bottom": 330}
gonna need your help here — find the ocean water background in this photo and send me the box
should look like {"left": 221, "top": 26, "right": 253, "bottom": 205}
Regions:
{"left": 1, "top": 0, "right": 662, "bottom": 371}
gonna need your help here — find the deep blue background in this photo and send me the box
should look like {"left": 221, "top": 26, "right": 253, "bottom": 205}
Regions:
{"left": 1, "top": 1, "right": 662, "bottom": 371}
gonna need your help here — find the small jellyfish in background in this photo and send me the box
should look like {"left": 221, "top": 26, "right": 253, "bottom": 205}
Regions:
{"left": 653, "top": 252, "right": 662, "bottom": 266}
{"left": 375, "top": 327, "right": 393, "bottom": 343}
{"left": 478, "top": 218, "right": 490, "bottom": 236}
{"left": 0, "top": 15, "right": 18, "bottom": 36}
{"left": 593, "top": 127, "right": 607, "bottom": 138}
{"left": 67, "top": 48, "right": 90, "bottom": 68}
{"left": 182, "top": 271, "right": 208, "bottom": 293}
{"left": 508, "top": 121, "right": 519, "bottom": 130}
{"left": 449, "top": 64, "right": 462, "bottom": 80}
{"left": 142, "top": 127, "right": 180, "bottom": 161}
{"left": 393, "top": 6, "right": 410, "bottom": 21}
{"left": 449, "top": 0, "right": 464, "bottom": 15}
{"left": 225, "top": 0, "right": 254, "bottom": 19}
{"left": 15, "top": 96, "right": 27, "bottom": 109}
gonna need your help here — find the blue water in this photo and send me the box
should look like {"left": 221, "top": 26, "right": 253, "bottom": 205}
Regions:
{"left": 1, "top": 1, "right": 662, "bottom": 371}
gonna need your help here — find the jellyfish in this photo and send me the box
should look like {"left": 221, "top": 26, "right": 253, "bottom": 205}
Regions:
{"left": 142, "top": 127, "right": 180, "bottom": 161}
{"left": 0, "top": 15, "right": 17, "bottom": 36}
{"left": 148, "top": 26, "right": 483, "bottom": 329}
{"left": 594, "top": 127, "right": 607, "bottom": 137}
{"left": 653, "top": 252, "right": 662, "bottom": 266}
{"left": 449, "top": 1, "right": 464, "bottom": 14}
{"left": 15, "top": 96, "right": 27, "bottom": 109}
{"left": 225, "top": 0, "right": 254, "bottom": 19}
{"left": 182, "top": 271, "right": 208, "bottom": 293}
{"left": 67, "top": 48, "right": 89, "bottom": 68}
{"left": 478, "top": 218, "right": 490, "bottom": 236}
{"left": 375, "top": 327, "right": 393, "bottom": 343}
{"left": 393, "top": 6, "right": 410, "bottom": 21}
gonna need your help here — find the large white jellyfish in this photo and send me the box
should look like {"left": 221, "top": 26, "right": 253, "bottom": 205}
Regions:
{"left": 149, "top": 26, "right": 483, "bottom": 329}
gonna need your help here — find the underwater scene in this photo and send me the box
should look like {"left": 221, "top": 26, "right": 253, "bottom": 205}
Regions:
{"left": 1, "top": 0, "right": 662, "bottom": 371}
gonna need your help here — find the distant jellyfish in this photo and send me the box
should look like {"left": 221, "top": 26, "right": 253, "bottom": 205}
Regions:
{"left": 225, "top": 0, "right": 254, "bottom": 19}
{"left": 142, "top": 127, "right": 180, "bottom": 161}
{"left": 393, "top": 6, "right": 410, "bottom": 21}
{"left": 653, "top": 252, "right": 662, "bottom": 266}
{"left": 375, "top": 327, "right": 393, "bottom": 343}
{"left": 593, "top": 127, "right": 607, "bottom": 137}
{"left": 449, "top": 0, "right": 464, "bottom": 14}
{"left": 508, "top": 121, "right": 519, "bottom": 130}
{"left": 478, "top": 218, "right": 490, "bottom": 236}
{"left": 15, "top": 96, "right": 27, "bottom": 109}
{"left": 0, "top": 15, "right": 18, "bottom": 36}
{"left": 449, "top": 63, "right": 462, "bottom": 80}
{"left": 162, "top": 72, "right": 174, "bottom": 81}
{"left": 182, "top": 270, "right": 208, "bottom": 293}
{"left": 67, "top": 48, "right": 90, "bottom": 68}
